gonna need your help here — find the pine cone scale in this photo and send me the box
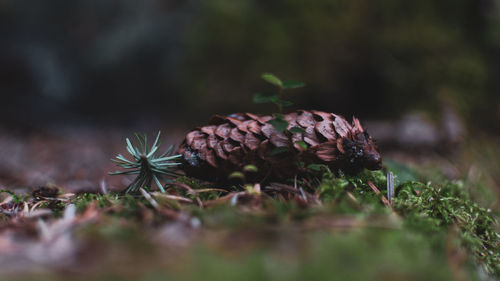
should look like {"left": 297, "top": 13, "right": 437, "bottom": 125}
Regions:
{"left": 311, "top": 142, "right": 337, "bottom": 162}
{"left": 215, "top": 124, "right": 231, "bottom": 139}
{"left": 333, "top": 115, "right": 352, "bottom": 138}
{"left": 247, "top": 121, "right": 262, "bottom": 135}
{"left": 205, "top": 149, "right": 217, "bottom": 168}
{"left": 236, "top": 120, "right": 250, "bottom": 133}
{"left": 311, "top": 110, "right": 334, "bottom": 121}
{"left": 261, "top": 123, "right": 274, "bottom": 139}
{"left": 215, "top": 143, "right": 228, "bottom": 160}
{"left": 297, "top": 111, "right": 316, "bottom": 128}
{"left": 244, "top": 133, "right": 260, "bottom": 150}
{"left": 201, "top": 125, "right": 217, "bottom": 135}
{"left": 207, "top": 134, "right": 217, "bottom": 150}
{"left": 230, "top": 128, "right": 245, "bottom": 143}
{"left": 315, "top": 121, "right": 336, "bottom": 140}
{"left": 303, "top": 127, "right": 320, "bottom": 146}
{"left": 270, "top": 132, "right": 289, "bottom": 148}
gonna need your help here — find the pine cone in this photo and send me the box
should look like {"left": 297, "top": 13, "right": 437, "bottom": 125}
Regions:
{"left": 178, "top": 110, "right": 382, "bottom": 182}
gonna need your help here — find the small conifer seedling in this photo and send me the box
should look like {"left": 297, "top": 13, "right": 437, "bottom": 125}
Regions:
{"left": 109, "top": 132, "right": 182, "bottom": 193}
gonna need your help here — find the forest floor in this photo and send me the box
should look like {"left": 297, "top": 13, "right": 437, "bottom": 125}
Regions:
{"left": 0, "top": 126, "right": 499, "bottom": 281}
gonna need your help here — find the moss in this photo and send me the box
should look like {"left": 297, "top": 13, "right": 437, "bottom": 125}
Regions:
{"left": 393, "top": 180, "right": 500, "bottom": 276}
{"left": 317, "top": 165, "right": 500, "bottom": 277}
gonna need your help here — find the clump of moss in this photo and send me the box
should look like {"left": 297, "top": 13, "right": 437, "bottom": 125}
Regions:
{"left": 394, "top": 181, "right": 500, "bottom": 277}
{"left": 318, "top": 167, "right": 389, "bottom": 213}
{"left": 72, "top": 193, "right": 113, "bottom": 213}
{"left": 318, "top": 166, "right": 500, "bottom": 278}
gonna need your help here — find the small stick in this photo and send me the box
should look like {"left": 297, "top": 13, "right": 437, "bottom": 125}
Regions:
{"left": 150, "top": 192, "right": 194, "bottom": 204}
{"left": 172, "top": 182, "right": 204, "bottom": 208}
{"left": 387, "top": 172, "right": 394, "bottom": 204}
{"left": 100, "top": 179, "right": 108, "bottom": 194}
{"left": 367, "top": 181, "right": 392, "bottom": 208}
{"left": 140, "top": 188, "right": 161, "bottom": 210}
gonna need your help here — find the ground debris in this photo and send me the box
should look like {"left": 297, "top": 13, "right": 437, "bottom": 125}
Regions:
{"left": 0, "top": 203, "right": 98, "bottom": 272}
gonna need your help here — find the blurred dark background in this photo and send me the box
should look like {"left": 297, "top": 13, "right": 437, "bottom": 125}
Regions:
{"left": 1, "top": 0, "right": 499, "bottom": 132}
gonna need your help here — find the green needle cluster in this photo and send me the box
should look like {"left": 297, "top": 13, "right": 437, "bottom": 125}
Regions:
{"left": 109, "top": 132, "right": 182, "bottom": 193}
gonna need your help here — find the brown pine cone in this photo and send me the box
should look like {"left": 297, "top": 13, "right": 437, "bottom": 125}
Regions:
{"left": 178, "top": 110, "right": 381, "bottom": 182}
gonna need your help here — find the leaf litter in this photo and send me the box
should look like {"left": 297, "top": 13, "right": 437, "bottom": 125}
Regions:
{"left": 0, "top": 129, "right": 498, "bottom": 280}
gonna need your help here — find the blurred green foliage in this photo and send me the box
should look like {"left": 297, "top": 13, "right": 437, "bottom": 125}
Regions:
{"left": 2, "top": 0, "right": 499, "bottom": 129}
{"left": 181, "top": 0, "right": 499, "bottom": 128}
{"left": 8, "top": 230, "right": 481, "bottom": 281}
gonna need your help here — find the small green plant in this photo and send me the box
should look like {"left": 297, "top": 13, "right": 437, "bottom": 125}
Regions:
{"left": 253, "top": 73, "right": 305, "bottom": 132}
{"left": 228, "top": 164, "right": 259, "bottom": 181}
{"left": 109, "top": 132, "right": 182, "bottom": 194}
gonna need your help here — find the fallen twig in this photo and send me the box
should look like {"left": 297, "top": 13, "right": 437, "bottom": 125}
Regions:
{"left": 172, "top": 182, "right": 203, "bottom": 208}
{"left": 367, "top": 181, "right": 392, "bottom": 208}
{"left": 150, "top": 192, "right": 194, "bottom": 204}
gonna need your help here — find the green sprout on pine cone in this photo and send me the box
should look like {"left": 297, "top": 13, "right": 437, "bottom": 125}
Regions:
{"left": 253, "top": 73, "right": 306, "bottom": 133}
{"left": 109, "top": 132, "right": 182, "bottom": 194}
